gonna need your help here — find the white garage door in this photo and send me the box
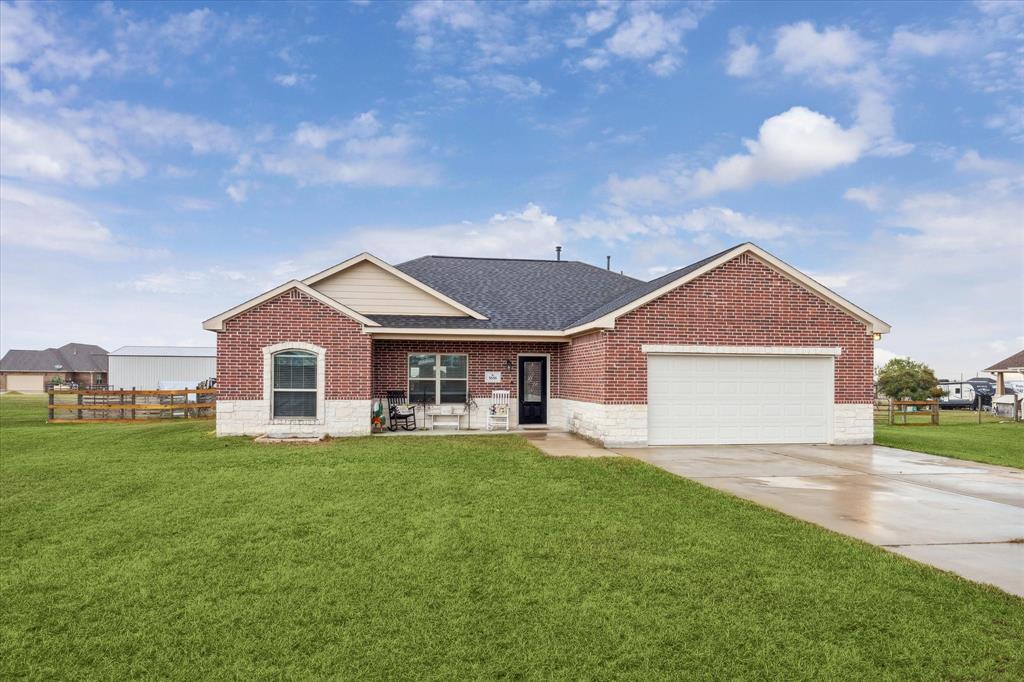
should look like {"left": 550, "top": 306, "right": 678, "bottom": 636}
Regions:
{"left": 647, "top": 354, "right": 832, "bottom": 445}
{"left": 7, "top": 374, "right": 45, "bottom": 392}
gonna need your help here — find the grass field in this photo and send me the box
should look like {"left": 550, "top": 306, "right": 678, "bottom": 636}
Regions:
{"left": 875, "top": 408, "right": 1024, "bottom": 469}
{"left": 2, "top": 394, "right": 1023, "bottom": 680}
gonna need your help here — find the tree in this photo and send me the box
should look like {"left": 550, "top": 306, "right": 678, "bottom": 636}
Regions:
{"left": 876, "top": 358, "right": 941, "bottom": 401}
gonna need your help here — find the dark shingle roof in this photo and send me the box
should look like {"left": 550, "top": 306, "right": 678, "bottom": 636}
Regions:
{"left": 390, "top": 256, "right": 642, "bottom": 330}
{"left": 0, "top": 343, "right": 108, "bottom": 372}
{"left": 985, "top": 349, "right": 1024, "bottom": 371}
{"left": 378, "top": 245, "right": 745, "bottom": 331}
{"left": 565, "top": 245, "right": 739, "bottom": 327}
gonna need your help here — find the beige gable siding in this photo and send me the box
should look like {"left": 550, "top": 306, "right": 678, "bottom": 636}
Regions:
{"left": 310, "top": 260, "right": 465, "bottom": 316}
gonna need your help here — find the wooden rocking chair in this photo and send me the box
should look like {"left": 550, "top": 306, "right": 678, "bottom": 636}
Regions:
{"left": 386, "top": 391, "right": 417, "bottom": 431}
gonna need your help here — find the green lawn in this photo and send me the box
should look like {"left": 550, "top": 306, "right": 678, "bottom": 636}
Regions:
{"left": 2, "top": 395, "right": 1022, "bottom": 680}
{"left": 875, "top": 409, "right": 1024, "bottom": 469}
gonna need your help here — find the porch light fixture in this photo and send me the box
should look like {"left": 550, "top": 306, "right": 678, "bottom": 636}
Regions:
{"left": 505, "top": 359, "right": 514, "bottom": 371}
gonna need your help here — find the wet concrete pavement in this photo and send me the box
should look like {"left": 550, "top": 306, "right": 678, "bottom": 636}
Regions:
{"left": 615, "top": 443, "right": 1024, "bottom": 596}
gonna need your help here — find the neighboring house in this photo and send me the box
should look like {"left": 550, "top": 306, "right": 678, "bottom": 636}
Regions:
{"left": 203, "top": 243, "right": 890, "bottom": 446}
{"left": 108, "top": 346, "right": 217, "bottom": 390}
{"left": 984, "top": 349, "right": 1024, "bottom": 396}
{"left": 0, "top": 343, "right": 108, "bottom": 392}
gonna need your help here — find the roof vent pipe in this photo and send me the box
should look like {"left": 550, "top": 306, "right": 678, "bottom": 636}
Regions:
{"left": 606, "top": 255, "right": 611, "bottom": 271}
{"left": 555, "top": 245, "right": 562, "bottom": 261}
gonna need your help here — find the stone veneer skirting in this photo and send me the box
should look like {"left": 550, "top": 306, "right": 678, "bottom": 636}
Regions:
{"left": 832, "top": 403, "right": 873, "bottom": 445}
{"left": 217, "top": 399, "right": 372, "bottom": 438}
{"left": 548, "top": 399, "right": 873, "bottom": 447}
{"left": 551, "top": 398, "right": 648, "bottom": 447}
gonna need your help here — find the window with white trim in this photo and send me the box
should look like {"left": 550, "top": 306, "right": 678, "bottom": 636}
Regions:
{"left": 408, "top": 353, "right": 467, "bottom": 404}
{"left": 272, "top": 350, "right": 317, "bottom": 417}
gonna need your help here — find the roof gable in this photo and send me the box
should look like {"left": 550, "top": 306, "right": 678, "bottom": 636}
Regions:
{"left": 564, "top": 243, "right": 890, "bottom": 335}
{"left": 303, "top": 253, "right": 485, "bottom": 319}
{"left": 202, "top": 281, "right": 380, "bottom": 332}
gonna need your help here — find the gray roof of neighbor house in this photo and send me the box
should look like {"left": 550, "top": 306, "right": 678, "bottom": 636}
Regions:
{"left": 985, "top": 349, "right": 1024, "bottom": 371}
{"left": 0, "top": 343, "right": 108, "bottom": 373}
{"left": 376, "top": 247, "right": 742, "bottom": 331}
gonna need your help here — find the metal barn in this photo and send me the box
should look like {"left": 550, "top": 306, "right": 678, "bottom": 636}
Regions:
{"left": 108, "top": 346, "right": 216, "bottom": 390}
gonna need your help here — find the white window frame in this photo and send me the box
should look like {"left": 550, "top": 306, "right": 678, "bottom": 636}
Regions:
{"left": 263, "top": 342, "right": 326, "bottom": 424}
{"left": 407, "top": 352, "right": 469, "bottom": 405}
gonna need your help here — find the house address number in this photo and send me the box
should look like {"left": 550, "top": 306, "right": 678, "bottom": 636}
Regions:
{"left": 484, "top": 371, "right": 502, "bottom": 383}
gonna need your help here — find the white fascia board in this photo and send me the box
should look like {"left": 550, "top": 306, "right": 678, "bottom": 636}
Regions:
{"left": 366, "top": 327, "right": 568, "bottom": 341}
{"left": 642, "top": 344, "right": 842, "bottom": 356}
{"left": 564, "top": 243, "right": 891, "bottom": 336}
{"left": 202, "top": 280, "right": 380, "bottom": 331}
{"left": 301, "top": 252, "right": 488, "bottom": 320}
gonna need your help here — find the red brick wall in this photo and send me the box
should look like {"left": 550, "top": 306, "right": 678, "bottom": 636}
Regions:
{"left": 216, "top": 289, "right": 372, "bottom": 400}
{"left": 589, "top": 253, "right": 873, "bottom": 404}
{"left": 557, "top": 332, "right": 607, "bottom": 403}
{"left": 371, "top": 340, "right": 564, "bottom": 399}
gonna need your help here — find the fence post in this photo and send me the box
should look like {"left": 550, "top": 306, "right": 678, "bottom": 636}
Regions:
{"left": 48, "top": 391, "right": 54, "bottom": 421}
{"left": 77, "top": 391, "right": 83, "bottom": 421}
{"left": 131, "top": 387, "right": 136, "bottom": 420}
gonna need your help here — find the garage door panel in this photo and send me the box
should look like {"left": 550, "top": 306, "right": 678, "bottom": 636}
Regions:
{"left": 7, "top": 374, "right": 45, "bottom": 392}
{"left": 648, "top": 354, "right": 832, "bottom": 445}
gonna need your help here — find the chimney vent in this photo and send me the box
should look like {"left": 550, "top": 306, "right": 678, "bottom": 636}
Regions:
{"left": 606, "top": 255, "right": 611, "bottom": 271}
{"left": 555, "top": 245, "right": 562, "bottom": 261}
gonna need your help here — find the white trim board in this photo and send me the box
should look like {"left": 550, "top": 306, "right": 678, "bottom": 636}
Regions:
{"left": 302, "top": 252, "right": 486, "bottom": 320}
{"left": 202, "top": 281, "right": 380, "bottom": 331}
{"left": 642, "top": 345, "right": 842, "bottom": 356}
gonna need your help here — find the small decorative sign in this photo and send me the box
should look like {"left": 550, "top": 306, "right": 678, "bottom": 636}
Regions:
{"left": 484, "top": 371, "right": 502, "bottom": 383}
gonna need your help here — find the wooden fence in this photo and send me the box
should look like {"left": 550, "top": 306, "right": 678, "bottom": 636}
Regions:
{"left": 887, "top": 400, "right": 939, "bottom": 426}
{"left": 48, "top": 388, "right": 216, "bottom": 423}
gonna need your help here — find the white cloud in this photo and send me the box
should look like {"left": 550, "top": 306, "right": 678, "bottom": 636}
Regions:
{"left": 272, "top": 72, "right": 315, "bottom": 87}
{"left": 889, "top": 28, "right": 972, "bottom": 57}
{"left": 0, "top": 111, "right": 144, "bottom": 186}
{"left": 725, "top": 32, "right": 759, "bottom": 77}
{"left": 472, "top": 73, "right": 545, "bottom": 98}
{"left": 226, "top": 181, "right": 250, "bottom": 203}
{"left": 956, "top": 149, "right": 1020, "bottom": 174}
{"left": 689, "top": 107, "right": 868, "bottom": 197}
{"left": 773, "top": 21, "right": 870, "bottom": 75}
{"left": 0, "top": 103, "right": 237, "bottom": 186}
{"left": 124, "top": 267, "right": 248, "bottom": 294}
{"left": 293, "top": 112, "right": 382, "bottom": 149}
{"left": 843, "top": 186, "right": 884, "bottom": 211}
{"left": 579, "top": 9, "right": 699, "bottom": 77}
{"left": 770, "top": 22, "right": 911, "bottom": 157}
{"left": 262, "top": 115, "right": 439, "bottom": 188}
{"left": 0, "top": 185, "right": 142, "bottom": 258}
{"left": 571, "top": 205, "right": 795, "bottom": 244}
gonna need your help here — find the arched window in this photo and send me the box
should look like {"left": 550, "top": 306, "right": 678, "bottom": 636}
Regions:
{"left": 272, "top": 350, "right": 317, "bottom": 418}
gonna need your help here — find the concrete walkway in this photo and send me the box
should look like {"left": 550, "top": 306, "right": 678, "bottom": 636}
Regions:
{"left": 522, "top": 431, "right": 616, "bottom": 458}
{"left": 614, "top": 443, "right": 1024, "bottom": 597}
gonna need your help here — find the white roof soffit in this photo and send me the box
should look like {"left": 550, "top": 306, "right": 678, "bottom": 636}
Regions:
{"left": 302, "top": 252, "right": 487, "bottom": 320}
{"left": 202, "top": 280, "right": 380, "bottom": 332}
{"left": 564, "top": 243, "right": 891, "bottom": 336}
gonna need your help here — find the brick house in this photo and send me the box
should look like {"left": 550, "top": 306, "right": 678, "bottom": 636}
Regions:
{"left": 203, "top": 243, "right": 889, "bottom": 446}
{"left": 0, "top": 343, "right": 108, "bottom": 392}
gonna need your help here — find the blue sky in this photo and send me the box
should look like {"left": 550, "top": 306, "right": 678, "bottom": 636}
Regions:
{"left": 1, "top": 0, "right": 1021, "bottom": 379}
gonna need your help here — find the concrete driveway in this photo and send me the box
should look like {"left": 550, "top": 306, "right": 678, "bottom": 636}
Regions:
{"left": 614, "top": 443, "right": 1024, "bottom": 597}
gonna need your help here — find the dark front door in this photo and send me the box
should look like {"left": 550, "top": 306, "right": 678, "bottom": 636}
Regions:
{"left": 518, "top": 356, "right": 547, "bottom": 425}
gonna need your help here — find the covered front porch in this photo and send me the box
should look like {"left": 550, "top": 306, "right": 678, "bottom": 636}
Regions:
{"left": 370, "top": 338, "right": 567, "bottom": 432}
